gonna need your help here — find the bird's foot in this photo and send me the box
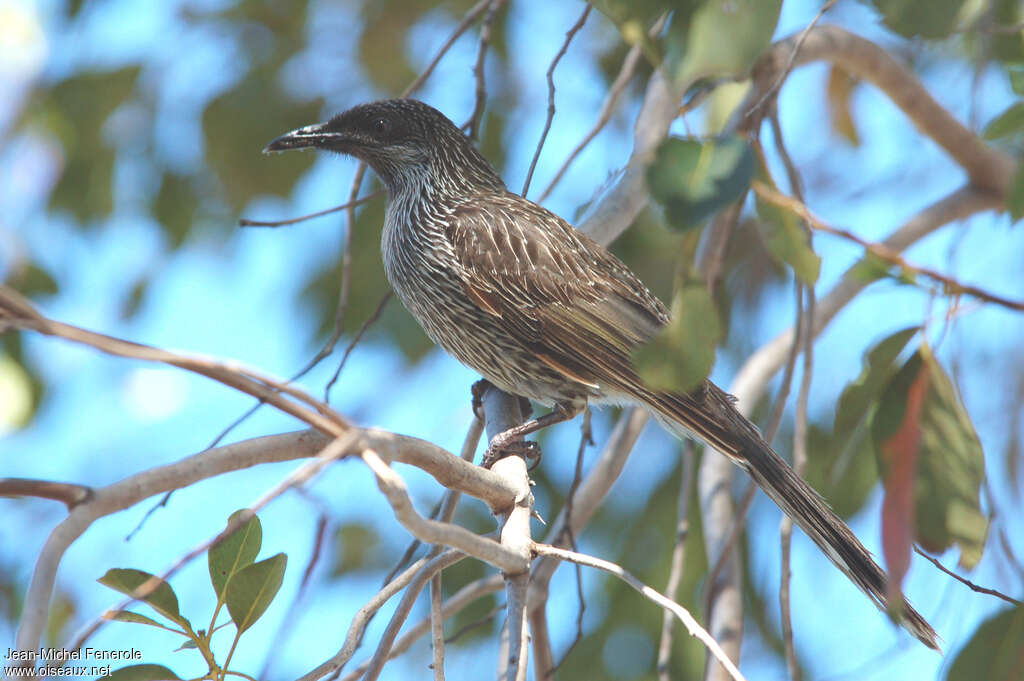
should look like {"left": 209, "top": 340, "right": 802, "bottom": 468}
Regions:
{"left": 481, "top": 438, "right": 542, "bottom": 470}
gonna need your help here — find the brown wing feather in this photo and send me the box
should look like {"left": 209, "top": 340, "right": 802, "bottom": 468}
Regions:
{"left": 444, "top": 194, "right": 668, "bottom": 392}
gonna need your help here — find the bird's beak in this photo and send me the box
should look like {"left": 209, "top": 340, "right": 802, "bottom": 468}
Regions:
{"left": 263, "top": 122, "right": 338, "bottom": 154}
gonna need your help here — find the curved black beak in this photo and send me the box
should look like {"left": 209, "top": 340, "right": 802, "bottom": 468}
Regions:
{"left": 263, "top": 122, "right": 335, "bottom": 154}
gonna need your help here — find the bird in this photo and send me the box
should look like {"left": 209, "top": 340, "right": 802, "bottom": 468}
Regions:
{"left": 264, "top": 98, "right": 938, "bottom": 649}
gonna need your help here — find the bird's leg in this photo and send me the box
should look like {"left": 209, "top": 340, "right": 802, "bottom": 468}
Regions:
{"left": 482, "top": 401, "right": 583, "bottom": 468}
{"left": 470, "top": 379, "right": 492, "bottom": 422}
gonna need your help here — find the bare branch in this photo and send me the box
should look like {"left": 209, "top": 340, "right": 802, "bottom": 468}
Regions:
{"left": 430, "top": 573, "right": 446, "bottom": 681}
{"left": 521, "top": 4, "right": 592, "bottom": 197}
{"left": 360, "top": 550, "right": 466, "bottom": 681}
{"left": 746, "top": 25, "right": 1014, "bottom": 195}
{"left": 753, "top": 182, "right": 1024, "bottom": 312}
{"left": 539, "top": 13, "right": 669, "bottom": 203}
{"left": 238, "top": 192, "right": 382, "bottom": 228}
{"left": 532, "top": 543, "right": 748, "bottom": 681}
{"left": 914, "top": 546, "right": 1023, "bottom": 606}
{"left": 657, "top": 447, "right": 694, "bottom": 681}
{"left": 361, "top": 449, "right": 527, "bottom": 573}
{"left": 0, "top": 478, "right": 92, "bottom": 509}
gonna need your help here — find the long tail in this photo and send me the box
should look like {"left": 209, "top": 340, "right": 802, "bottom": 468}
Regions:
{"left": 636, "top": 380, "right": 939, "bottom": 650}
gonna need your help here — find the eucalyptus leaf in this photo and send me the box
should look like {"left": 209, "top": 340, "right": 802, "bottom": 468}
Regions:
{"left": 633, "top": 284, "right": 721, "bottom": 393}
{"left": 648, "top": 136, "right": 754, "bottom": 230}
{"left": 209, "top": 510, "right": 262, "bottom": 600}
{"left": 97, "top": 569, "right": 186, "bottom": 627}
{"left": 224, "top": 553, "right": 287, "bottom": 634}
{"left": 106, "top": 664, "right": 181, "bottom": 681}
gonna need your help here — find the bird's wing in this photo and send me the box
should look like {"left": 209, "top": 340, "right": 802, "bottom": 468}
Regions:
{"left": 443, "top": 194, "right": 669, "bottom": 392}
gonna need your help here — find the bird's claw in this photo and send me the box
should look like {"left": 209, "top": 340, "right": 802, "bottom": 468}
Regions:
{"left": 482, "top": 439, "right": 541, "bottom": 469}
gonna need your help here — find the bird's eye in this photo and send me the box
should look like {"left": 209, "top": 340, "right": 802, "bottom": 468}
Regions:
{"left": 373, "top": 118, "right": 391, "bottom": 135}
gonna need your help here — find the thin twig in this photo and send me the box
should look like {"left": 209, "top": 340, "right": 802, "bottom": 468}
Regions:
{"left": 402, "top": 0, "right": 494, "bottom": 98}
{"left": 752, "top": 182, "right": 1024, "bottom": 312}
{"left": 238, "top": 193, "right": 382, "bottom": 228}
{"left": 913, "top": 546, "right": 1022, "bottom": 606}
{"left": 467, "top": 0, "right": 506, "bottom": 141}
{"left": 657, "top": 445, "right": 694, "bottom": 681}
{"left": 537, "top": 13, "right": 670, "bottom": 202}
{"left": 521, "top": 4, "right": 592, "bottom": 197}
{"left": 325, "top": 291, "right": 393, "bottom": 401}
{"left": 532, "top": 543, "right": 748, "bottom": 681}
{"left": 745, "top": 0, "right": 839, "bottom": 121}
{"left": 430, "top": 573, "right": 446, "bottom": 681}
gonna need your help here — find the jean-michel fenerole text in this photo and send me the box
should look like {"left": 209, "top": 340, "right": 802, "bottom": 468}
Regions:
{"left": 5, "top": 647, "right": 142, "bottom": 662}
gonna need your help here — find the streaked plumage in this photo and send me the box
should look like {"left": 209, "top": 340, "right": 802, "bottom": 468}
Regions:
{"left": 265, "top": 98, "right": 938, "bottom": 649}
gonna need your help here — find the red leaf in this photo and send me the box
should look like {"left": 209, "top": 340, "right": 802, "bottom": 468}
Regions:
{"left": 879, "top": 366, "right": 929, "bottom": 602}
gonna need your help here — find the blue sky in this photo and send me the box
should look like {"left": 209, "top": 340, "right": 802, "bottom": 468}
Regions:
{"left": 2, "top": 0, "right": 1023, "bottom": 679}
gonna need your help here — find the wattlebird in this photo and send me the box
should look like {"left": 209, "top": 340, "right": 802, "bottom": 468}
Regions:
{"left": 265, "top": 98, "right": 938, "bottom": 648}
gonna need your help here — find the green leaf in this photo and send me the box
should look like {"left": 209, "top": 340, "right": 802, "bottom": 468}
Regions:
{"left": 1007, "top": 163, "right": 1024, "bottom": 222}
{"left": 330, "top": 522, "right": 381, "bottom": 576}
{"left": 946, "top": 604, "right": 1024, "bottom": 681}
{"left": 97, "top": 569, "right": 186, "bottom": 627}
{"left": 1009, "top": 66, "right": 1024, "bottom": 96}
{"left": 209, "top": 510, "right": 262, "bottom": 600}
{"left": 105, "top": 664, "right": 181, "bottom": 681}
{"left": 106, "top": 611, "right": 176, "bottom": 631}
{"left": 669, "top": 0, "right": 782, "bottom": 86}
{"left": 872, "top": 345, "right": 988, "bottom": 568}
{"left": 753, "top": 168, "right": 821, "bottom": 285}
{"left": 647, "top": 136, "right": 755, "bottom": 230}
{"left": 983, "top": 102, "right": 1024, "bottom": 140}
{"left": 834, "top": 327, "right": 919, "bottom": 437}
{"left": 632, "top": 284, "right": 721, "bottom": 393}
{"left": 9, "top": 263, "right": 59, "bottom": 297}
{"left": 224, "top": 552, "right": 287, "bottom": 634}
{"left": 870, "top": 0, "right": 966, "bottom": 39}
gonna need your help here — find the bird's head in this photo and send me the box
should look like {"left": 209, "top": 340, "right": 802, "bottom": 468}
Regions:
{"left": 264, "top": 99, "right": 504, "bottom": 195}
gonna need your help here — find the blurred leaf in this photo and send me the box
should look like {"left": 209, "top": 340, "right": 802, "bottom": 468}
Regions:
{"left": 97, "top": 569, "right": 186, "bottom": 627}
{"left": 834, "top": 326, "right": 918, "bottom": 437}
{"left": 826, "top": 65, "right": 860, "bottom": 146}
{"left": 983, "top": 102, "right": 1024, "bottom": 140}
{"left": 1009, "top": 164, "right": 1024, "bottom": 222}
{"left": 7, "top": 263, "right": 58, "bottom": 297}
{"left": 804, "top": 423, "right": 880, "bottom": 519}
{"left": 753, "top": 170, "right": 820, "bottom": 285}
{"left": 872, "top": 345, "right": 988, "bottom": 569}
{"left": 224, "top": 553, "right": 286, "bottom": 634}
{"left": 107, "top": 611, "right": 175, "bottom": 630}
{"left": 946, "top": 604, "right": 1024, "bottom": 681}
{"left": 120, "top": 277, "right": 150, "bottom": 321}
{"left": 106, "top": 664, "right": 181, "bottom": 681}
{"left": 990, "top": 0, "right": 1024, "bottom": 64}
{"left": 1009, "top": 66, "right": 1024, "bottom": 96}
{"left": 203, "top": 79, "right": 321, "bottom": 213}
{"left": 668, "top": 0, "right": 782, "bottom": 86}
{"left": 209, "top": 510, "right": 262, "bottom": 600}
{"left": 330, "top": 522, "right": 381, "bottom": 576}
{"left": 153, "top": 173, "right": 200, "bottom": 247}
{"left": 648, "top": 136, "right": 754, "bottom": 230}
{"left": 0, "top": 354, "right": 36, "bottom": 432}
{"left": 633, "top": 283, "right": 721, "bottom": 393}
{"left": 870, "top": 0, "right": 966, "bottom": 39}
{"left": 31, "top": 68, "right": 140, "bottom": 223}
{"left": 877, "top": 360, "right": 929, "bottom": 594}
{"left": 590, "top": 0, "right": 686, "bottom": 61}
{"left": 359, "top": 3, "right": 421, "bottom": 91}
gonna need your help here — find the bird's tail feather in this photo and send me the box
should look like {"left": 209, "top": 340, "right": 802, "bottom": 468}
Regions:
{"left": 639, "top": 382, "right": 939, "bottom": 650}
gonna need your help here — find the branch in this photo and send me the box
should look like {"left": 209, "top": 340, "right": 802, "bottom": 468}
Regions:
{"left": 753, "top": 182, "right": 1024, "bottom": 312}
{"left": 532, "top": 543, "right": 747, "bottom": 681}
{"left": 745, "top": 25, "right": 1014, "bottom": 195}
{"left": 731, "top": 185, "right": 1001, "bottom": 410}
